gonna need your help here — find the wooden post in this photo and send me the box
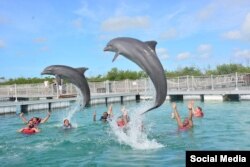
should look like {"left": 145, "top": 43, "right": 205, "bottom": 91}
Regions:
{"left": 120, "top": 96, "right": 123, "bottom": 104}
{"left": 105, "top": 97, "right": 108, "bottom": 106}
{"left": 136, "top": 94, "right": 140, "bottom": 102}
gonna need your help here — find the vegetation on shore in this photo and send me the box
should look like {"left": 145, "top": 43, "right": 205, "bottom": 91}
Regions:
{"left": 1, "top": 64, "right": 250, "bottom": 85}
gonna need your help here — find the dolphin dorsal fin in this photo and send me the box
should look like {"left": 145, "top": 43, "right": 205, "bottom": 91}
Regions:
{"left": 76, "top": 67, "right": 88, "bottom": 74}
{"left": 144, "top": 41, "right": 157, "bottom": 52}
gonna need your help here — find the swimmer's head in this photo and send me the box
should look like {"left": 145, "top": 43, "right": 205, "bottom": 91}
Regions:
{"left": 196, "top": 106, "right": 202, "bottom": 112}
{"left": 28, "top": 120, "right": 34, "bottom": 128}
{"left": 63, "top": 119, "right": 70, "bottom": 126}
{"left": 102, "top": 112, "right": 108, "bottom": 119}
{"left": 116, "top": 117, "right": 125, "bottom": 127}
{"left": 30, "top": 117, "right": 41, "bottom": 124}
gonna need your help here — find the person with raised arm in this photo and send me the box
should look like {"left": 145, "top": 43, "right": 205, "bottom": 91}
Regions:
{"left": 172, "top": 102, "right": 193, "bottom": 131}
{"left": 93, "top": 104, "right": 113, "bottom": 122}
{"left": 191, "top": 101, "right": 204, "bottom": 117}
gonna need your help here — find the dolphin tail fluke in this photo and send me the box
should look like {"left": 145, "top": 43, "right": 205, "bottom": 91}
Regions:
{"left": 140, "top": 105, "right": 159, "bottom": 115}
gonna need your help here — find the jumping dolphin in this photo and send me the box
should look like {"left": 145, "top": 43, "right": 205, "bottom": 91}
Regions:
{"left": 104, "top": 37, "right": 167, "bottom": 114}
{"left": 41, "top": 65, "right": 90, "bottom": 107}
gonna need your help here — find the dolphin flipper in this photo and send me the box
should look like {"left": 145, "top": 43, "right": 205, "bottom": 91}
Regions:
{"left": 112, "top": 52, "right": 120, "bottom": 62}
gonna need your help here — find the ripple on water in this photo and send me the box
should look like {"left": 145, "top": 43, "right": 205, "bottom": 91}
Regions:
{"left": 0, "top": 101, "right": 250, "bottom": 167}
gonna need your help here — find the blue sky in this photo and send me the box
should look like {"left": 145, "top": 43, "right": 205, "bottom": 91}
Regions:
{"left": 0, "top": 0, "right": 250, "bottom": 78}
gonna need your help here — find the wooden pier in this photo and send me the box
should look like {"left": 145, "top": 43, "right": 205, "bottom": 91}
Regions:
{"left": 1, "top": 72, "right": 250, "bottom": 114}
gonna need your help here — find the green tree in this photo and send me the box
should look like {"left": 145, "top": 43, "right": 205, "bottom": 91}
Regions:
{"left": 165, "top": 66, "right": 202, "bottom": 77}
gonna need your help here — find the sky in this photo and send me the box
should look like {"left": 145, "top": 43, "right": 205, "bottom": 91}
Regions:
{"left": 0, "top": 0, "right": 250, "bottom": 79}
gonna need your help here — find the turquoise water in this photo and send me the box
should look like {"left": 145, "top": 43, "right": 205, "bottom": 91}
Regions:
{"left": 0, "top": 100, "right": 250, "bottom": 167}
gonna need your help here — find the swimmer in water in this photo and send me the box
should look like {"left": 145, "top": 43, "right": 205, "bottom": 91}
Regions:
{"left": 18, "top": 120, "right": 40, "bottom": 134}
{"left": 116, "top": 106, "right": 129, "bottom": 127}
{"left": 191, "top": 101, "right": 204, "bottom": 117}
{"left": 63, "top": 119, "right": 72, "bottom": 129}
{"left": 172, "top": 102, "right": 193, "bottom": 131}
{"left": 19, "top": 110, "right": 51, "bottom": 127}
{"left": 93, "top": 104, "right": 113, "bottom": 122}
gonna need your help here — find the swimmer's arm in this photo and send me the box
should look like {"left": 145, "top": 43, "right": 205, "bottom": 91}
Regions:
{"left": 107, "top": 105, "right": 113, "bottom": 118}
{"left": 123, "top": 115, "right": 128, "bottom": 125}
{"left": 17, "top": 128, "right": 24, "bottom": 132}
{"left": 19, "top": 112, "right": 28, "bottom": 124}
{"left": 188, "top": 103, "right": 193, "bottom": 127}
{"left": 93, "top": 111, "right": 96, "bottom": 121}
{"left": 123, "top": 110, "right": 128, "bottom": 125}
{"left": 190, "top": 101, "right": 195, "bottom": 114}
{"left": 34, "top": 128, "right": 40, "bottom": 133}
{"left": 172, "top": 103, "right": 183, "bottom": 128}
{"left": 41, "top": 111, "right": 51, "bottom": 123}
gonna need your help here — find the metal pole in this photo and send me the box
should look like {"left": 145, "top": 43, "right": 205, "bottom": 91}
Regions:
{"left": 125, "top": 80, "right": 127, "bottom": 92}
{"left": 127, "top": 79, "right": 130, "bottom": 92}
{"left": 137, "top": 79, "right": 139, "bottom": 93}
{"left": 106, "top": 80, "right": 109, "bottom": 94}
{"left": 15, "top": 84, "right": 18, "bottom": 102}
{"left": 113, "top": 81, "right": 116, "bottom": 93}
{"left": 56, "top": 82, "right": 59, "bottom": 99}
{"left": 178, "top": 77, "right": 180, "bottom": 90}
{"left": 211, "top": 75, "right": 214, "bottom": 90}
{"left": 191, "top": 76, "right": 194, "bottom": 90}
{"left": 51, "top": 83, "right": 54, "bottom": 97}
{"left": 93, "top": 82, "right": 96, "bottom": 93}
{"left": 235, "top": 72, "right": 238, "bottom": 90}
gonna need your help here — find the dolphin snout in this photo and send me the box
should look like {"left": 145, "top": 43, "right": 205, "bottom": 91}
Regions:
{"left": 103, "top": 45, "right": 111, "bottom": 51}
{"left": 41, "top": 69, "right": 51, "bottom": 75}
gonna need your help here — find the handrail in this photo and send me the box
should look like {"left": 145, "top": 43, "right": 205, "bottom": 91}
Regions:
{"left": 0, "top": 73, "right": 250, "bottom": 100}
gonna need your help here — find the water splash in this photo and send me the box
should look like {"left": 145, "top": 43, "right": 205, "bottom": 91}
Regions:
{"left": 109, "top": 105, "right": 164, "bottom": 150}
{"left": 60, "top": 87, "right": 83, "bottom": 128}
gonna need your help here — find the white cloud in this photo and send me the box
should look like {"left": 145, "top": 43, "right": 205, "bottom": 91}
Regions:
{"left": 101, "top": 16, "right": 149, "bottom": 32}
{"left": 223, "top": 12, "right": 250, "bottom": 41}
{"left": 234, "top": 49, "right": 250, "bottom": 59}
{"left": 74, "top": 1, "right": 96, "bottom": 19}
{"left": 156, "top": 48, "right": 169, "bottom": 60}
{"left": 242, "top": 13, "right": 250, "bottom": 38}
{"left": 72, "top": 18, "right": 83, "bottom": 30}
{"left": 177, "top": 52, "right": 191, "bottom": 60}
{"left": 198, "top": 44, "right": 211, "bottom": 52}
{"left": 33, "top": 37, "right": 47, "bottom": 43}
{"left": 0, "top": 16, "right": 9, "bottom": 25}
{"left": 166, "top": 8, "right": 184, "bottom": 21}
{"left": 197, "top": 44, "right": 212, "bottom": 58}
{"left": 197, "top": 3, "right": 217, "bottom": 21}
{"left": 0, "top": 39, "right": 6, "bottom": 48}
{"left": 40, "top": 46, "right": 49, "bottom": 52}
{"left": 160, "top": 28, "right": 178, "bottom": 40}
{"left": 223, "top": 30, "right": 242, "bottom": 40}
